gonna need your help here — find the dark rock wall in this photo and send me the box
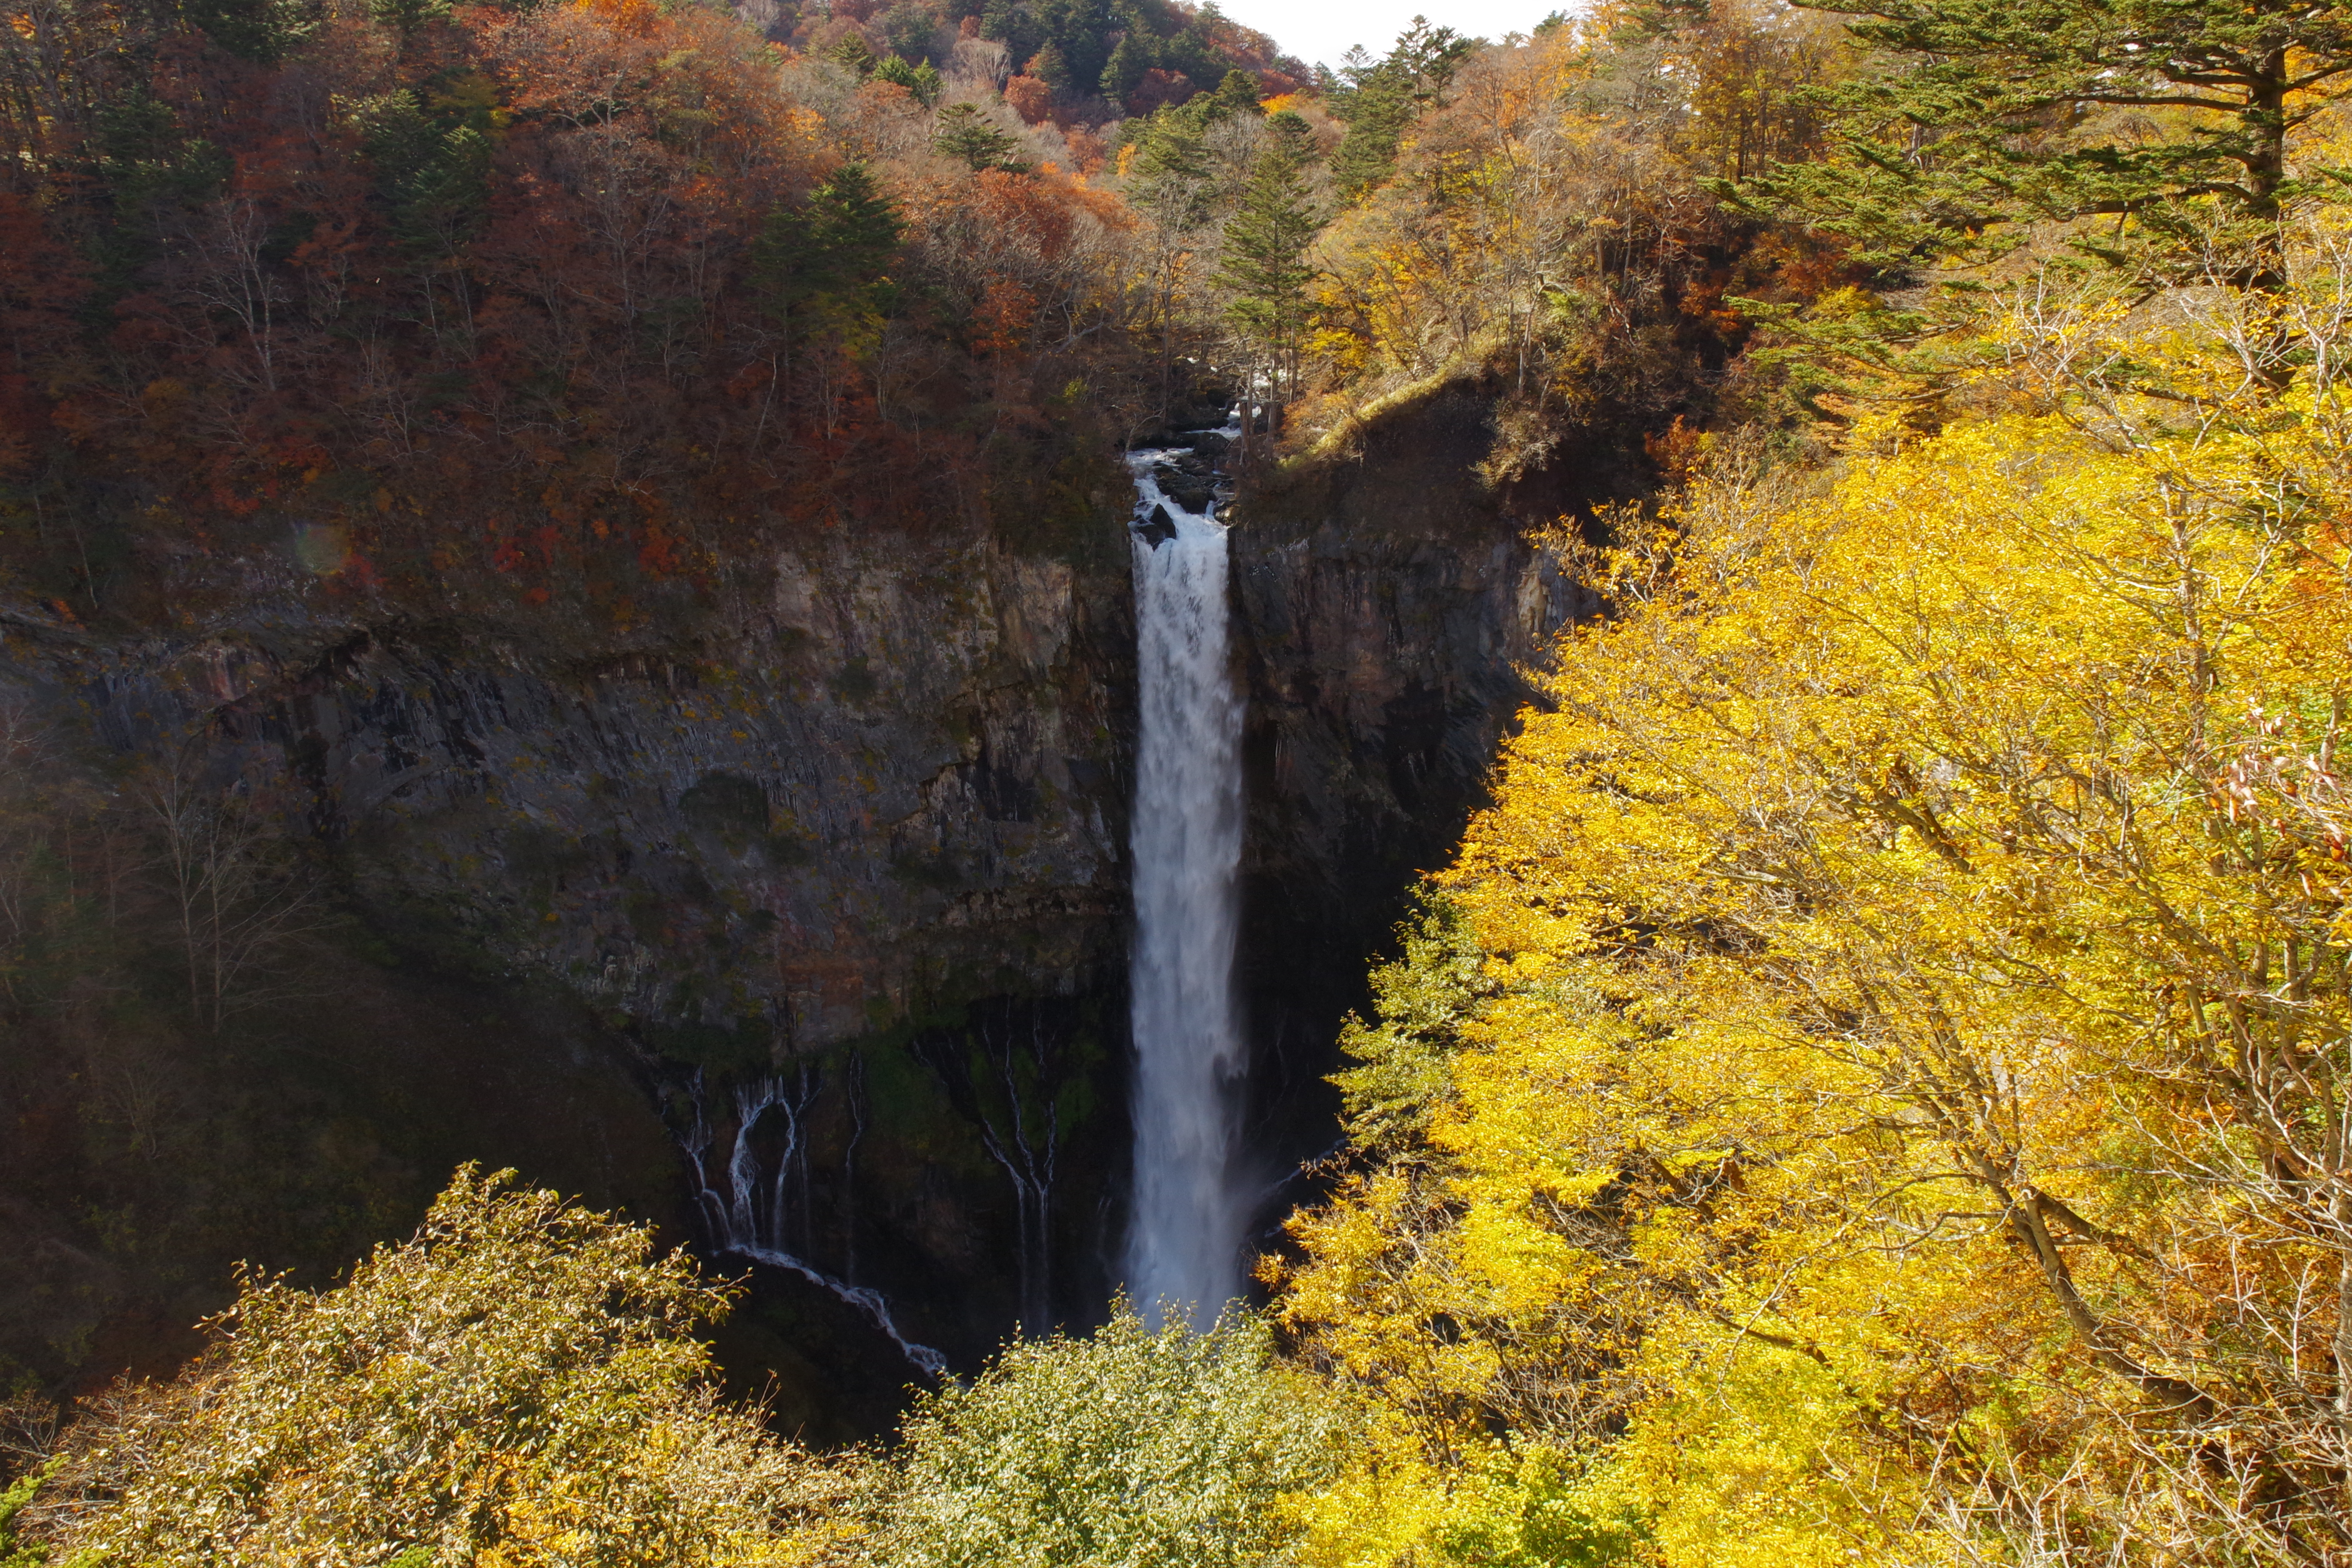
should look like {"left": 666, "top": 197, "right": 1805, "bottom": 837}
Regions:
{"left": 29, "top": 533, "right": 1137, "bottom": 1390}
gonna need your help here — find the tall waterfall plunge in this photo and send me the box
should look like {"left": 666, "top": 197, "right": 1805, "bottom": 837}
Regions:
{"left": 1124, "top": 435, "right": 1247, "bottom": 1328}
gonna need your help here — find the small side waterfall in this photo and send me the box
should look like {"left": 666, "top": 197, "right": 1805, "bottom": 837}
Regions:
{"left": 1123, "top": 430, "right": 1247, "bottom": 1327}
{"left": 681, "top": 1070, "right": 949, "bottom": 1378}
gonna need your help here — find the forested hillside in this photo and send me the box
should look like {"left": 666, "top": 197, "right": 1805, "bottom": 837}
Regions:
{"left": 8, "top": 0, "right": 2352, "bottom": 1560}
{"left": 1273, "top": 1, "right": 2352, "bottom": 1559}
{"left": 0, "top": 0, "right": 1823, "bottom": 632}
{"left": 0, "top": 0, "right": 1179, "bottom": 621}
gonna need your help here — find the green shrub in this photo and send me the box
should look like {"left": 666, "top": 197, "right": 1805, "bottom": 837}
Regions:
{"left": 1, "top": 1461, "right": 75, "bottom": 1567}
{"left": 876, "top": 1305, "right": 1341, "bottom": 1568}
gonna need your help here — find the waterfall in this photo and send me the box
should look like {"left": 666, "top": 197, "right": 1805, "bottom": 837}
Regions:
{"left": 680, "top": 1070, "right": 949, "bottom": 1379}
{"left": 1123, "top": 429, "right": 1246, "bottom": 1329}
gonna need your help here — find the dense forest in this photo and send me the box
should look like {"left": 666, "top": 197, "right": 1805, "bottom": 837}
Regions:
{"left": 6, "top": 0, "right": 2352, "bottom": 1559}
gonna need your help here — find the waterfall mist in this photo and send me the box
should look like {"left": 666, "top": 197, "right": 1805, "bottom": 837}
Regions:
{"left": 1123, "top": 440, "right": 1246, "bottom": 1329}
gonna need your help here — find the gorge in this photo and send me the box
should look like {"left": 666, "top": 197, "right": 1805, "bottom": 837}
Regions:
{"left": 0, "top": 374, "right": 1584, "bottom": 1429}
{"left": 8, "top": 0, "right": 2347, "bottom": 1553}
{"left": 0, "top": 0, "right": 1635, "bottom": 1437}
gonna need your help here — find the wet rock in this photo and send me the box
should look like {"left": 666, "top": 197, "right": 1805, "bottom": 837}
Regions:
{"left": 1133, "top": 504, "right": 1178, "bottom": 546}
{"left": 1152, "top": 464, "right": 1216, "bottom": 513}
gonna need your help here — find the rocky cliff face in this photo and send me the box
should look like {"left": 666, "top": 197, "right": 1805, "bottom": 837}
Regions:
{"left": 3, "top": 379, "right": 1600, "bottom": 1428}
{"left": 29, "top": 529, "right": 1137, "bottom": 1416}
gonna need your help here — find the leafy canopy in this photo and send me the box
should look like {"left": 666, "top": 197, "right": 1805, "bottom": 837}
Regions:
{"left": 1740, "top": 0, "right": 2352, "bottom": 276}
{"left": 1279, "top": 204, "right": 2352, "bottom": 1567}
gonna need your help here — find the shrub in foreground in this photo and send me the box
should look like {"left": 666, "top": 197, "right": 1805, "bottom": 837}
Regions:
{"left": 876, "top": 1305, "right": 1341, "bottom": 1568}
{"left": 19, "top": 1168, "right": 844, "bottom": 1567}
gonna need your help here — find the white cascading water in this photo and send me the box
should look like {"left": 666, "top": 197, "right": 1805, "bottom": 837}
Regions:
{"left": 1123, "top": 426, "right": 1247, "bottom": 1329}
{"left": 680, "top": 1070, "right": 949, "bottom": 1378}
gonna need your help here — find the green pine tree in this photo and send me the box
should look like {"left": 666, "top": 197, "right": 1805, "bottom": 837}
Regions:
{"left": 1208, "top": 67, "right": 1261, "bottom": 116}
{"left": 1325, "top": 18, "right": 1470, "bottom": 202}
{"left": 367, "top": 0, "right": 450, "bottom": 42}
{"left": 184, "top": 0, "right": 318, "bottom": 63}
{"left": 1121, "top": 105, "right": 1214, "bottom": 230}
{"left": 824, "top": 32, "right": 878, "bottom": 76}
{"left": 1740, "top": 0, "right": 2352, "bottom": 285}
{"left": 1117, "top": 74, "right": 1264, "bottom": 230}
{"left": 1213, "top": 110, "right": 1321, "bottom": 392}
{"left": 878, "top": 0, "right": 935, "bottom": 60}
{"left": 349, "top": 90, "right": 494, "bottom": 262}
{"left": 1024, "top": 41, "right": 1071, "bottom": 89}
{"left": 982, "top": 0, "right": 1040, "bottom": 65}
{"left": 872, "top": 53, "right": 942, "bottom": 107}
{"left": 1, "top": 1459, "right": 64, "bottom": 1567}
{"left": 754, "top": 162, "right": 904, "bottom": 346}
{"left": 1099, "top": 33, "right": 1148, "bottom": 102}
{"left": 933, "top": 103, "right": 1034, "bottom": 173}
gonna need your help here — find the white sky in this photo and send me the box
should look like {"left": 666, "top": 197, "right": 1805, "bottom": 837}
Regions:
{"left": 1224, "top": 0, "right": 1565, "bottom": 73}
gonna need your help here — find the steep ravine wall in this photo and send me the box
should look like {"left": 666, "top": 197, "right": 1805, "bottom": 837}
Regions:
{"left": 1232, "top": 526, "right": 1578, "bottom": 1185}
{"left": 2, "top": 389, "right": 1599, "bottom": 1430}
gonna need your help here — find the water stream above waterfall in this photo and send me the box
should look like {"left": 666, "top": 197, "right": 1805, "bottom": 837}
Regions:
{"left": 1123, "top": 427, "right": 1247, "bottom": 1328}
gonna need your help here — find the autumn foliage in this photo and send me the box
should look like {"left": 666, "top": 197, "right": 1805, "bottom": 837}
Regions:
{"left": 1266, "top": 3, "right": 1858, "bottom": 485}
{"left": 18, "top": 1170, "right": 839, "bottom": 1565}
{"left": 1277, "top": 200, "right": 2352, "bottom": 1565}
{"left": 21, "top": 0, "right": 2352, "bottom": 1562}
{"left": 0, "top": 0, "right": 1164, "bottom": 624}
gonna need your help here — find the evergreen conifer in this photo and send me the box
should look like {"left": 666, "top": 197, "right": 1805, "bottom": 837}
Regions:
{"left": 933, "top": 103, "right": 1034, "bottom": 172}
{"left": 1327, "top": 18, "right": 1470, "bottom": 201}
{"left": 1099, "top": 33, "right": 1148, "bottom": 101}
{"left": 824, "top": 32, "right": 878, "bottom": 76}
{"left": 1214, "top": 110, "right": 1320, "bottom": 392}
{"left": 754, "top": 162, "right": 904, "bottom": 343}
{"left": 1741, "top": 0, "right": 2352, "bottom": 283}
{"left": 873, "top": 52, "right": 943, "bottom": 107}
{"left": 1209, "top": 67, "right": 1261, "bottom": 116}
{"left": 1024, "top": 40, "right": 1071, "bottom": 89}
{"left": 1122, "top": 106, "right": 1216, "bottom": 230}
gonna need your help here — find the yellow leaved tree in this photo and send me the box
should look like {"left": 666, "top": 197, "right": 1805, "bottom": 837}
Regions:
{"left": 17, "top": 1169, "right": 853, "bottom": 1567}
{"left": 1277, "top": 202, "right": 2352, "bottom": 1566}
